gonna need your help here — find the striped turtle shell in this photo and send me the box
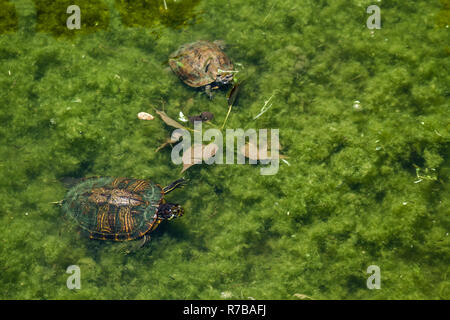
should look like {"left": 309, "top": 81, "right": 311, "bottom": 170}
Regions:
{"left": 62, "top": 177, "right": 165, "bottom": 241}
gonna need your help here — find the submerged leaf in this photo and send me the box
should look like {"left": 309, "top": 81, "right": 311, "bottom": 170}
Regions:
{"left": 180, "top": 143, "right": 219, "bottom": 173}
{"left": 227, "top": 81, "right": 242, "bottom": 107}
{"left": 181, "top": 145, "right": 202, "bottom": 174}
{"left": 293, "top": 293, "right": 313, "bottom": 300}
{"left": 155, "top": 138, "right": 175, "bottom": 153}
{"left": 203, "top": 143, "right": 219, "bottom": 160}
{"left": 241, "top": 142, "right": 259, "bottom": 161}
{"left": 155, "top": 131, "right": 183, "bottom": 152}
{"left": 240, "top": 142, "right": 287, "bottom": 160}
{"left": 155, "top": 110, "right": 185, "bottom": 129}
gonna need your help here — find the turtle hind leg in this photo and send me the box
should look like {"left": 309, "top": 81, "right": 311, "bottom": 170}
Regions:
{"left": 59, "top": 177, "right": 83, "bottom": 188}
{"left": 205, "top": 85, "right": 213, "bottom": 100}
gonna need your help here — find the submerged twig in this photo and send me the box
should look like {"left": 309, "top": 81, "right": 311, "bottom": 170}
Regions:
{"left": 221, "top": 104, "right": 233, "bottom": 130}
{"left": 262, "top": 1, "right": 277, "bottom": 25}
{"left": 253, "top": 92, "right": 276, "bottom": 120}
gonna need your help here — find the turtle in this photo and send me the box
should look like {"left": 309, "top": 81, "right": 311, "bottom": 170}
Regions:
{"left": 169, "top": 40, "right": 235, "bottom": 99}
{"left": 61, "top": 177, "right": 186, "bottom": 246}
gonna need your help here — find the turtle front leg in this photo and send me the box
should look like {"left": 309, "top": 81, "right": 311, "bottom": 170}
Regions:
{"left": 205, "top": 84, "right": 213, "bottom": 100}
{"left": 140, "top": 234, "right": 151, "bottom": 248}
{"left": 117, "top": 235, "right": 151, "bottom": 254}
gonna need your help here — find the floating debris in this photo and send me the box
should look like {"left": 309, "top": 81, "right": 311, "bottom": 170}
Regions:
{"left": 178, "top": 111, "right": 189, "bottom": 122}
{"left": 200, "top": 111, "right": 214, "bottom": 121}
{"left": 353, "top": 100, "right": 362, "bottom": 111}
{"left": 137, "top": 112, "right": 154, "bottom": 121}
{"left": 188, "top": 115, "right": 202, "bottom": 123}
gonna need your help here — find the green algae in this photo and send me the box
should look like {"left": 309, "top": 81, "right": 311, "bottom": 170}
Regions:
{"left": 0, "top": 0, "right": 449, "bottom": 300}
{"left": 115, "top": 0, "right": 202, "bottom": 29}
{"left": 0, "top": 1, "right": 18, "bottom": 34}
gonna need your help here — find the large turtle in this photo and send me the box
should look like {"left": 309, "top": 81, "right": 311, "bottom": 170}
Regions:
{"left": 62, "top": 177, "right": 185, "bottom": 246}
{"left": 169, "top": 40, "right": 235, "bottom": 98}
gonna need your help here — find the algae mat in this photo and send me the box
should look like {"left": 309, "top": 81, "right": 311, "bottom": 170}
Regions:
{"left": 0, "top": 0, "right": 449, "bottom": 299}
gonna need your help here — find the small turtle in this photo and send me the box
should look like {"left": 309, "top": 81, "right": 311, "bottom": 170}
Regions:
{"left": 62, "top": 177, "right": 185, "bottom": 246}
{"left": 169, "top": 40, "right": 235, "bottom": 99}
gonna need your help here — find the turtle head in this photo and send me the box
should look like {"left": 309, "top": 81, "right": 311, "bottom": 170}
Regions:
{"left": 216, "top": 71, "right": 234, "bottom": 86}
{"left": 158, "top": 203, "right": 184, "bottom": 220}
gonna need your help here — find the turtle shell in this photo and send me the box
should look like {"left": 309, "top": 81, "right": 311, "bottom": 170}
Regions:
{"left": 169, "top": 40, "right": 234, "bottom": 88}
{"left": 62, "top": 177, "right": 164, "bottom": 241}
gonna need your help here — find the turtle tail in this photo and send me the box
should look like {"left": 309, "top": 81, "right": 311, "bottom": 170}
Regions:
{"left": 163, "top": 178, "right": 187, "bottom": 194}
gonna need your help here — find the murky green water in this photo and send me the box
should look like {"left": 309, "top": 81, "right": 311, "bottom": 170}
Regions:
{"left": 0, "top": 0, "right": 448, "bottom": 299}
